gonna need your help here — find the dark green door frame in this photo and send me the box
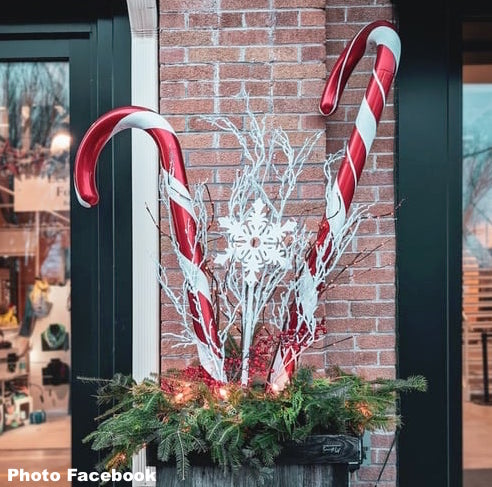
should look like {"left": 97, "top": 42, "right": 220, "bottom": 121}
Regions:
{"left": 394, "top": 1, "right": 492, "bottom": 486}
{"left": 0, "top": 1, "right": 132, "bottom": 481}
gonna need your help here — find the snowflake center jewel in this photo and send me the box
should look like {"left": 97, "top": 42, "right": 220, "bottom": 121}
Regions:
{"left": 250, "top": 236, "right": 260, "bottom": 248}
{"left": 215, "top": 198, "right": 297, "bottom": 285}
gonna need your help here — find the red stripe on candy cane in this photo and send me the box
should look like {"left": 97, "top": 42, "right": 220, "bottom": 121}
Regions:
{"left": 269, "top": 21, "right": 401, "bottom": 389}
{"left": 74, "top": 106, "right": 225, "bottom": 382}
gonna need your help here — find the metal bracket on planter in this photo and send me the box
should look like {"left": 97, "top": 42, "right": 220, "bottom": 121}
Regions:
{"left": 362, "top": 431, "right": 371, "bottom": 466}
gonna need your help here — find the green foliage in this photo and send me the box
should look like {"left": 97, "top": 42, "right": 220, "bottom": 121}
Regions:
{"left": 82, "top": 367, "right": 427, "bottom": 480}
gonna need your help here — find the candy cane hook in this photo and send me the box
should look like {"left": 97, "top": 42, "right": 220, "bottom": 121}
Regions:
{"left": 74, "top": 106, "right": 225, "bottom": 382}
{"left": 270, "top": 21, "right": 401, "bottom": 389}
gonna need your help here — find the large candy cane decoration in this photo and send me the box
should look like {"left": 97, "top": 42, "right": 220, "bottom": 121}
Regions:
{"left": 269, "top": 21, "right": 401, "bottom": 388}
{"left": 74, "top": 106, "right": 225, "bottom": 382}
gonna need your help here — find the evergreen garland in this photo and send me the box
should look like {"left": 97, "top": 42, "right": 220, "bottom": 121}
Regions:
{"left": 81, "top": 367, "right": 426, "bottom": 481}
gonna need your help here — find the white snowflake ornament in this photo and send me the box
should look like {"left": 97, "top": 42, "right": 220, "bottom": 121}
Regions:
{"left": 215, "top": 198, "right": 297, "bottom": 285}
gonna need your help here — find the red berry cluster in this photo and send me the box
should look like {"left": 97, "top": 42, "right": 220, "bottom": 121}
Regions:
{"left": 277, "top": 328, "right": 303, "bottom": 353}
{"left": 314, "top": 318, "right": 328, "bottom": 341}
{"left": 241, "top": 334, "right": 277, "bottom": 384}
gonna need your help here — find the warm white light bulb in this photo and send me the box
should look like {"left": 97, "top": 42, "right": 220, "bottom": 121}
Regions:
{"left": 50, "top": 132, "right": 71, "bottom": 154}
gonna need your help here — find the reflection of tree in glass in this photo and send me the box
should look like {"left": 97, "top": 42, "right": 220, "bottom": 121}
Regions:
{"left": 463, "top": 87, "right": 492, "bottom": 264}
{"left": 0, "top": 62, "right": 68, "bottom": 149}
{"left": 0, "top": 62, "right": 69, "bottom": 226}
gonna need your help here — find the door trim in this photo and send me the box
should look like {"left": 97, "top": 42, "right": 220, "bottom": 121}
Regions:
{"left": 393, "top": 2, "right": 462, "bottom": 486}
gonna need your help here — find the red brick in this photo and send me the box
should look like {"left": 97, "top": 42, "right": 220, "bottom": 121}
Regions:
{"left": 326, "top": 23, "right": 367, "bottom": 41}
{"left": 378, "top": 251, "right": 396, "bottom": 267}
{"left": 189, "top": 47, "right": 241, "bottom": 63}
{"left": 244, "top": 46, "right": 299, "bottom": 62}
{"left": 273, "top": 63, "right": 325, "bottom": 79}
{"left": 301, "top": 79, "right": 325, "bottom": 96}
{"left": 328, "top": 284, "right": 377, "bottom": 300}
{"left": 351, "top": 301, "right": 395, "bottom": 319}
{"left": 273, "top": 80, "right": 299, "bottom": 96}
{"left": 216, "top": 81, "right": 242, "bottom": 97}
{"left": 378, "top": 218, "right": 396, "bottom": 234}
{"left": 159, "top": 47, "right": 186, "bottom": 63}
{"left": 220, "top": 63, "right": 272, "bottom": 80}
{"left": 298, "top": 353, "right": 324, "bottom": 370}
{"left": 300, "top": 10, "right": 326, "bottom": 26}
{"left": 186, "top": 167, "right": 215, "bottom": 183}
{"left": 346, "top": 6, "right": 394, "bottom": 22}
{"left": 301, "top": 114, "right": 325, "bottom": 129}
{"left": 220, "top": 12, "right": 243, "bottom": 28}
{"left": 357, "top": 465, "right": 396, "bottom": 482}
{"left": 273, "top": 0, "right": 325, "bottom": 7}
{"left": 244, "top": 80, "right": 271, "bottom": 96}
{"left": 161, "top": 115, "right": 186, "bottom": 132}
{"left": 219, "top": 97, "right": 270, "bottom": 114}
{"left": 160, "top": 30, "right": 213, "bottom": 46}
{"left": 275, "top": 27, "right": 325, "bottom": 45}
{"left": 188, "top": 12, "right": 219, "bottom": 28}
{"left": 377, "top": 317, "right": 395, "bottom": 332}
{"left": 380, "top": 350, "right": 396, "bottom": 365}
{"left": 326, "top": 7, "right": 346, "bottom": 23}
{"left": 323, "top": 317, "right": 375, "bottom": 334}
{"left": 264, "top": 114, "right": 300, "bottom": 130}
{"left": 188, "top": 150, "right": 242, "bottom": 167}
{"left": 301, "top": 45, "right": 326, "bottom": 61}
{"left": 378, "top": 185, "right": 395, "bottom": 201}
{"left": 326, "top": 40, "right": 349, "bottom": 56}
{"left": 221, "top": 0, "right": 270, "bottom": 8}
{"left": 187, "top": 81, "right": 215, "bottom": 97}
{"left": 244, "top": 12, "right": 274, "bottom": 27}
{"left": 355, "top": 234, "right": 395, "bottom": 251}
{"left": 160, "top": 64, "right": 214, "bottom": 81}
{"left": 275, "top": 10, "right": 299, "bottom": 26}
{"left": 219, "top": 29, "right": 270, "bottom": 45}
{"left": 159, "top": 13, "right": 185, "bottom": 29}
{"left": 160, "top": 98, "right": 214, "bottom": 114}
{"left": 160, "top": 82, "right": 186, "bottom": 98}
{"left": 177, "top": 133, "right": 214, "bottom": 149}
{"left": 328, "top": 351, "right": 378, "bottom": 366}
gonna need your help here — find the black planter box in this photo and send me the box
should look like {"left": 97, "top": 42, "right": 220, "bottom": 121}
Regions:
{"left": 147, "top": 434, "right": 362, "bottom": 487}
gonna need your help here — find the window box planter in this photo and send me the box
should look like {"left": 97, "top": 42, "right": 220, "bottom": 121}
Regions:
{"left": 147, "top": 434, "right": 362, "bottom": 487}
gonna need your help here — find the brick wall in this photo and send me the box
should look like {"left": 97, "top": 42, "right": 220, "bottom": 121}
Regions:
{"left": 158, "top": 0, "right": 397, "bottom": 485}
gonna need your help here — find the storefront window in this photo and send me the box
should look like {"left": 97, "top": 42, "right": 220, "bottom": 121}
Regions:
{"left": 463, "top": 21, "right": 492, "bottom": 486}
{"left": 0, "top": 61, "right": 70, "bottom": 464}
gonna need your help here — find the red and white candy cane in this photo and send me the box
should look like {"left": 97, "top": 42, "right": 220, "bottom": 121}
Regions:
{"left": 74, "top": 106, "right": 225, "bottom": 382}
{"left": 269, "top": 21, "right": 401, "bottom": 388}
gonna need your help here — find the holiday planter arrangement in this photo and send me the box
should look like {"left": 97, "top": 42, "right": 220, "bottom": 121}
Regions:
{"left": 75, "top": 21, "right": 425, "bottom": 487}
{"left": 85, "top": 367, "right": 424, "bottom": 486}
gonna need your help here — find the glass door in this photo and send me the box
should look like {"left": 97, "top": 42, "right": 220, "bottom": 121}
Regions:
{"left": 0, "top": 52, "right": 72, "bottom": 484}
{"left": 462, "top": 20, "right": 492, "bottom": 487}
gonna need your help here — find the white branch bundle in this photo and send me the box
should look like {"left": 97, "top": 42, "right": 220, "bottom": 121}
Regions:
{"left": 157, "top": 92, "right": 366, "bottom": 386}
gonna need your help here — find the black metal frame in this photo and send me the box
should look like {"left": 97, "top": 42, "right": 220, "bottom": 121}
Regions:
{"left": 0, "top": 1, "right": 131, "bottom": 483}
{"left": 394, "top": 1, "right": 492, "bottom": 486}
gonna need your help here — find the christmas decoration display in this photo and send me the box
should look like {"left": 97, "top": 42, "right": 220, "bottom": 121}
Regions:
{"left": 75, "top": 20, "right": 423, "bottom": 484}
{"left": 82, "top": 368, "right": 426, "bottom": 481}
{"left": 270, "top": 20, "right": 401, "bottom": 387}
{"left": 75, "top": 21, "right": 400, "bottom": 391}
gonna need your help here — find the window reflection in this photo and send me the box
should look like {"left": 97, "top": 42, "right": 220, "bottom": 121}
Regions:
{"left": 463, "top": 21, "right": 492, "bottom": 486}
{"left": 0, "top": 62, "right": 70, "bottom": 455}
